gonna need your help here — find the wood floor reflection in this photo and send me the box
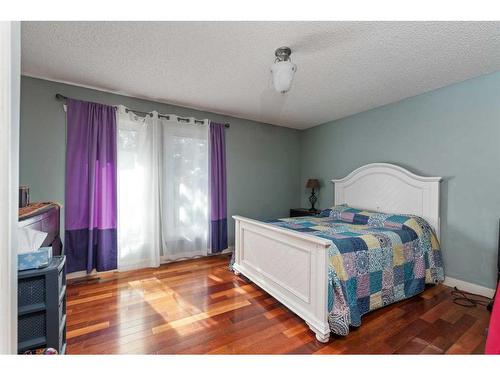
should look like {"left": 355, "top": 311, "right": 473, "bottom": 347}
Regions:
{"left": 65, "top": 254, "right": 490, "bottom": 354}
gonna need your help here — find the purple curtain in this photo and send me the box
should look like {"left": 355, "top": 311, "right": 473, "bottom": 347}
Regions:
{"left": 209, "top": 122, "right": 228, "bottom": 253}
{"left": 65, "top": 99, "right": 118, "bottom": 273}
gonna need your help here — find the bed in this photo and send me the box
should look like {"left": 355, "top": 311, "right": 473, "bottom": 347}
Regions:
{"left": 231, "top": 163, "right": 444, "bottom": 342}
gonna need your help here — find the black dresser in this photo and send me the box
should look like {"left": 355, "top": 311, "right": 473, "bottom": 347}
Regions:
{"left": 18, "top": 256, "right": 67, "bottom": 354}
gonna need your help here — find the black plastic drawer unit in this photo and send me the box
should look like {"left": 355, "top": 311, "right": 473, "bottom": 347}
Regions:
{"left": 18, "top": 256, "right": 67, "bottom": 354}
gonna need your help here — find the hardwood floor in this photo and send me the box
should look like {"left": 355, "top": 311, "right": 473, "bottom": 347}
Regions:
{"left": 65, "top": 254, "right": 490, "bottom": 354}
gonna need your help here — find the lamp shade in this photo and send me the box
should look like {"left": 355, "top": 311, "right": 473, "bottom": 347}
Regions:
{"left": 271, "top": 60, "right": 297, "bottom": 93}
{"left": 306, "top": 179, "right": 320, "bottom": 189}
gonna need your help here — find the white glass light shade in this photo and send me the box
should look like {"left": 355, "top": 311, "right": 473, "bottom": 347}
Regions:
{"left": 271, "top": 60, "right": 297, "bottom": 93}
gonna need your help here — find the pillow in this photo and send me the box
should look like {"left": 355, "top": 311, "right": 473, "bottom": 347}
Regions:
{"left": 323, "top": 205, "right": 437, "bottom": 242}
{"left": 318, "top": 204, "right": 349, "bottom": 218}
{"left": 317, "top": 208, "right": 333, "bottom": 217}
{"left": 322, "top": 204, "right": 429, "bottom": 230}
{"left": 327, "top": 205, "right": 375, "bottom": 224}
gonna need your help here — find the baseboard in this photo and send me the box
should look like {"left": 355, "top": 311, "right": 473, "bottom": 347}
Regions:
{"left": 218, "top": 246, "right": 234, "bottom": 255}
{"left": 66, "top": 247, "right": 234, "bottom": 280}
{"left": 443, "top": 276, "right": 496, "bottom": 298}
{"left": 66, "top": 271, "right": 87, "bottom": 280}
{"left": 66, "top": 269, "right": 115, "bottom": 280}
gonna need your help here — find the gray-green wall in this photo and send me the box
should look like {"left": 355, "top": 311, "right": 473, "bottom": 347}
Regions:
{"left": 20, "top": 76, "right": 302, "bottom": 247}
{"left": 21, "top": 72, "right": 500, "bottom": 289}
{"left": 300, "top": 71, "right": 500, "bottom": 289}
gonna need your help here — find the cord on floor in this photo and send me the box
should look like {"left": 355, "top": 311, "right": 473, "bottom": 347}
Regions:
{"left": 451, "top": 286, "right": 492, "bottom": 308}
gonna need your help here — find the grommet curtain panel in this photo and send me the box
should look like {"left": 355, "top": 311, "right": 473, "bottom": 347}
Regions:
{"left": 160, "top": 116, "right": 209, "bottom": 261}
{"left": 64, "top": 97, "right": 227, "bottom": 273}
{"left": 65, "top": 99, "right": 118, "bottom": 273}
{"left": 209, "top": 122, "right": 228, "bottom": 253}
{"left": 117, "top": 109, "right": 210, "bottom": 270}
{"left": 116, "top": 107, "right": 161, "bottom": 271}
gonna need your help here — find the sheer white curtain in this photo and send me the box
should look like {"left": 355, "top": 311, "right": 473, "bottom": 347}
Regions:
{"left": 117, "top": 106, "right": 161, "bottom": 271}
{"left": 160, "top": 116, "right": 209, "bottom": 261}
{"left": 117, "top": 108, "right": 209, "bottom": 269}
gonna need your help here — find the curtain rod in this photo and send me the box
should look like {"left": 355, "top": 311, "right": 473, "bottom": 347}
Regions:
{"left": 55, "top": 93, "right": 230, "bottom": 128}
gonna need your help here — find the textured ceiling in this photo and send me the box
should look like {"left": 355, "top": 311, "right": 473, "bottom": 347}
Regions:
{"left": 21, "top": 21, "right": 500, "bottom": 129}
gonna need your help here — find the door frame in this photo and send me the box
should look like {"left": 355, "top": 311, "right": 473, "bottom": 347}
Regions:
{"left": 0, "top": 21, "right": 20, "bottom": 354}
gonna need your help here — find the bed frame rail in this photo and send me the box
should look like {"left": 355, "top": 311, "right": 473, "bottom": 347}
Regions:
{"left": 232, "top": 215, "right": 332, "bottom": 342}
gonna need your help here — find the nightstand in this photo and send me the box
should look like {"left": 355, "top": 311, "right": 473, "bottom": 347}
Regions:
{"left": 290, "top": 208, "right": 321, "bottom": 218}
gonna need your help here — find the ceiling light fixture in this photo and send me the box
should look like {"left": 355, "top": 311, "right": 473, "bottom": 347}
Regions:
{"left": 271, "top": 47, "right": 297, "bottom": 94}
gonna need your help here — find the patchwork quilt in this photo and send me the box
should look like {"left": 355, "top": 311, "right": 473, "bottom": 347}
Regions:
{"left": 231, "top": 205, "right": 444, "bottom": 336}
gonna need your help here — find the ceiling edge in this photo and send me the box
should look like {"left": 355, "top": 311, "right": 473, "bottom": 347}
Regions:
{"left": 21, "top": 72, "right": 307, "bottom": 130}
{"left": 310, "top": 68, "right": 500, "bottom": 131}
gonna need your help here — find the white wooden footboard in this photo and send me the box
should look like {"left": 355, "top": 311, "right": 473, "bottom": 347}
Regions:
{"left": 232, "top": 215, "right": 332, "bottom": 342}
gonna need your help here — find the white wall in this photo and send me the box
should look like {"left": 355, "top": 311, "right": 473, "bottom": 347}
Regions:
{"left": 0, "top": 21, "right": 20, "bottom": 355}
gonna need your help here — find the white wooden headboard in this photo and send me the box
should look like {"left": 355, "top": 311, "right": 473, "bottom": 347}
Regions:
{"left": 331, "top": 163, "right": 442, "bottom": 238}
